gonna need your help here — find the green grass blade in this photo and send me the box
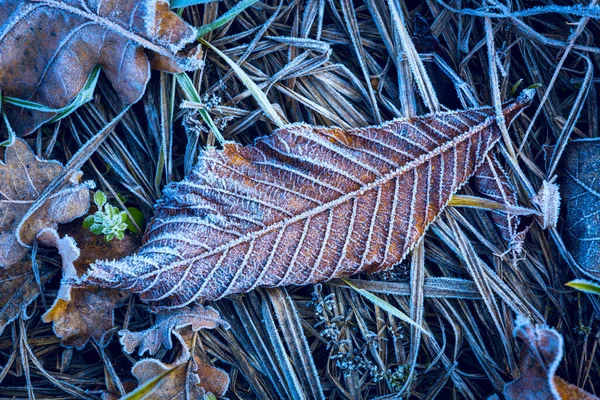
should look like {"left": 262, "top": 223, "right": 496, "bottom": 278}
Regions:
{"left": 2, "top": 65, "right": 101, "bottom": 122}
{"left": 200, "top": 39, "right": 285, "bottom": 128}
{"left": 171, "top": 0, "right": 220, "bottom": 8}
{"left": 341, "top": 278, "right": 431, "bottom": 337}
{"left": 1, "top": 113, "right": 16, "bottom": 147}
{"left": 196, "top": 0, "right": 258, "bottom": 39}
{"left": 566, "top": 279, "right": 600, "bottom": 295}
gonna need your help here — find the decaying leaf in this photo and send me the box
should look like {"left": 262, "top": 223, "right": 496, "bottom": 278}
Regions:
{"left": 132, "top": 354, "right": 229, "bottom": 400}
{"left": 120, "top": 304, "right": 228, "bottom": 357}
{"left": 43, "top": 284, "right": 128, "bottom": 349}
{"left": 559, "top": 138, "right": 600, "bottom": 279}
{"left": 58, "top": 217, "right": 141, "bottom": 274}
{"left": 0, "top": 139, "right": 92, "bottom": 267}
{"left": 0, "top": 0, "right": 203, "bottom": 135}
{"left": 0, "top": 258, "right": 54, "bottom": 335}
{"left": 41, "top": 221, "right": 138, "bottom": 348}
{"left": 503, "top": 317, "right": 598, "bottom": 400}
{"left": 85, "top": 89, "right": 535, "bottom": 309}
{"left": 122, "top": 305, "right": 229, "bottom": 399}
{"left": 0, "top": 138, "right": 90, "bottom": 334}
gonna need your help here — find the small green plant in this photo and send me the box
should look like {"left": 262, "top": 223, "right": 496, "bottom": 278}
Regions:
{"left": 83, "top": 191, "right": 128, "bottom": 241}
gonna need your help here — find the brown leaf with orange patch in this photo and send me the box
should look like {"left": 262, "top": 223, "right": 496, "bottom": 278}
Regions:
{"left": 0, "top": 0, "right": 203, "bottom": 135}
{"left": 43, "top": 284, "right": 128, "bottom": 349}
{"left": 503, "top": 317, "right": 598, "bottom": 400}
{"left": 123, "top": 305, "right": 230, "bottom": 399}
{"left": 85, "top": 90, "right": 536, "bottom": 310}
{"left": 132, "top": 354, "right": 229, "bottom": 400}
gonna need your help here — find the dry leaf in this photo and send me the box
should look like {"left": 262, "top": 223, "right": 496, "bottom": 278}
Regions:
{"left": 132, "top": 354, "right": 229, "bottom": 400}
{"left": 0, "top": 0, "right": 203, "bottom": 135}
{"left": 123, "top": 305, "right": 230, "bottom": 399}
{"left": 0, "top": 139, "right": 92, "bottom": 267}
{"left": 0, "top": 138, "right": 90, "bottom": 334}
{"left": 120, "top": 304, "right": 228, "bottom": 357}
{"left": 41, "top": 222, "right": 138, "bottom": 348}
{"left": 0, "top": 258, "right": 54, "bottom": 335}
{"left": 559, "top": 138, "right": 600, "bottom": 279}
{"left": 58, "top": 218, "right": 141, "bottom": 274}
{"left": 43, "top": 284, "right": 128, "bottom": 349}
{"left": 85, "top": 89, "right": 535, "bottom": 309}
{"left": 503, "top": 317, "right": 598, "bottom": 400}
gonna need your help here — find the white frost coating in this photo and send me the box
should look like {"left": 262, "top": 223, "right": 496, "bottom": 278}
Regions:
{"left": 145, "top": 0, "right": 199, "bottom": 54}
{"left": 142, "top": 0, "right": 159, "bottom": 40}
{"left": 533, "top": 180, "right": 561, "bottom": 230}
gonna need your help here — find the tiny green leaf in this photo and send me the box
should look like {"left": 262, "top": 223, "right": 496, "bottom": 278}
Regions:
{"left": 82, "top": 215, "right": 95, "bottom": 229}
{"left": 90, "top": 224, "right": 103, "bottom": 235}
{"left": 126, "top": 207, "right": 146, "bottom": 235}
{"left": 510, "top": 79, "right": 523, "bottom": 96}
{"left": 94, "top": 191, "right": 107, "bottom": 208}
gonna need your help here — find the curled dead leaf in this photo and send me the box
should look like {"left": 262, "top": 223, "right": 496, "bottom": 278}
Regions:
{"left": 503, "top": 317, "right": 598, "bottom": 400}
{"left": 132, "top": 355, "right": 229, "bottom": 400}
{"left": 0, "top": 139, "right": 92, "bottom": 267}
{"left": 0, "top": 138, "right": 90, "bottom": 334}
{"left": 122, "top": 305, "right": 229, "bottom": 399}
{"left": 120, "top": 304, "right": 228, "bottom": 358}
{"left": 0, "top": 0, "right": 203, "bottom": 135}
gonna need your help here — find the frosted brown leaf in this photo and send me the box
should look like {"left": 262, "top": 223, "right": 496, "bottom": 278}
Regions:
{"left": 0, "top": 0, "right": 203, "bottom": 135}
{"left": 85, "top": 89, "right": 535, "bottom": 309}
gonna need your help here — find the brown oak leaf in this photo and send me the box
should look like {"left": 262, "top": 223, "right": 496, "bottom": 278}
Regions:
{"left": 0, "top": 139, "right": 92, "bottom": 267}
{"left": 84, "top": 89, "right": 536, "bottom": 309}
{"left": 132, "top": 354, "right": 230, "bottom": 400}
{"left": 0, "top": 0, "right": 203, "bottom": 135}
{"left": 503, "top": 317, "right": 598, "bottom": 400}
{"left": 0, "top": 138, "right": 90, "bottom": 334}
{"left": 122, "top": 305, "right": 229, "bottom": 399}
